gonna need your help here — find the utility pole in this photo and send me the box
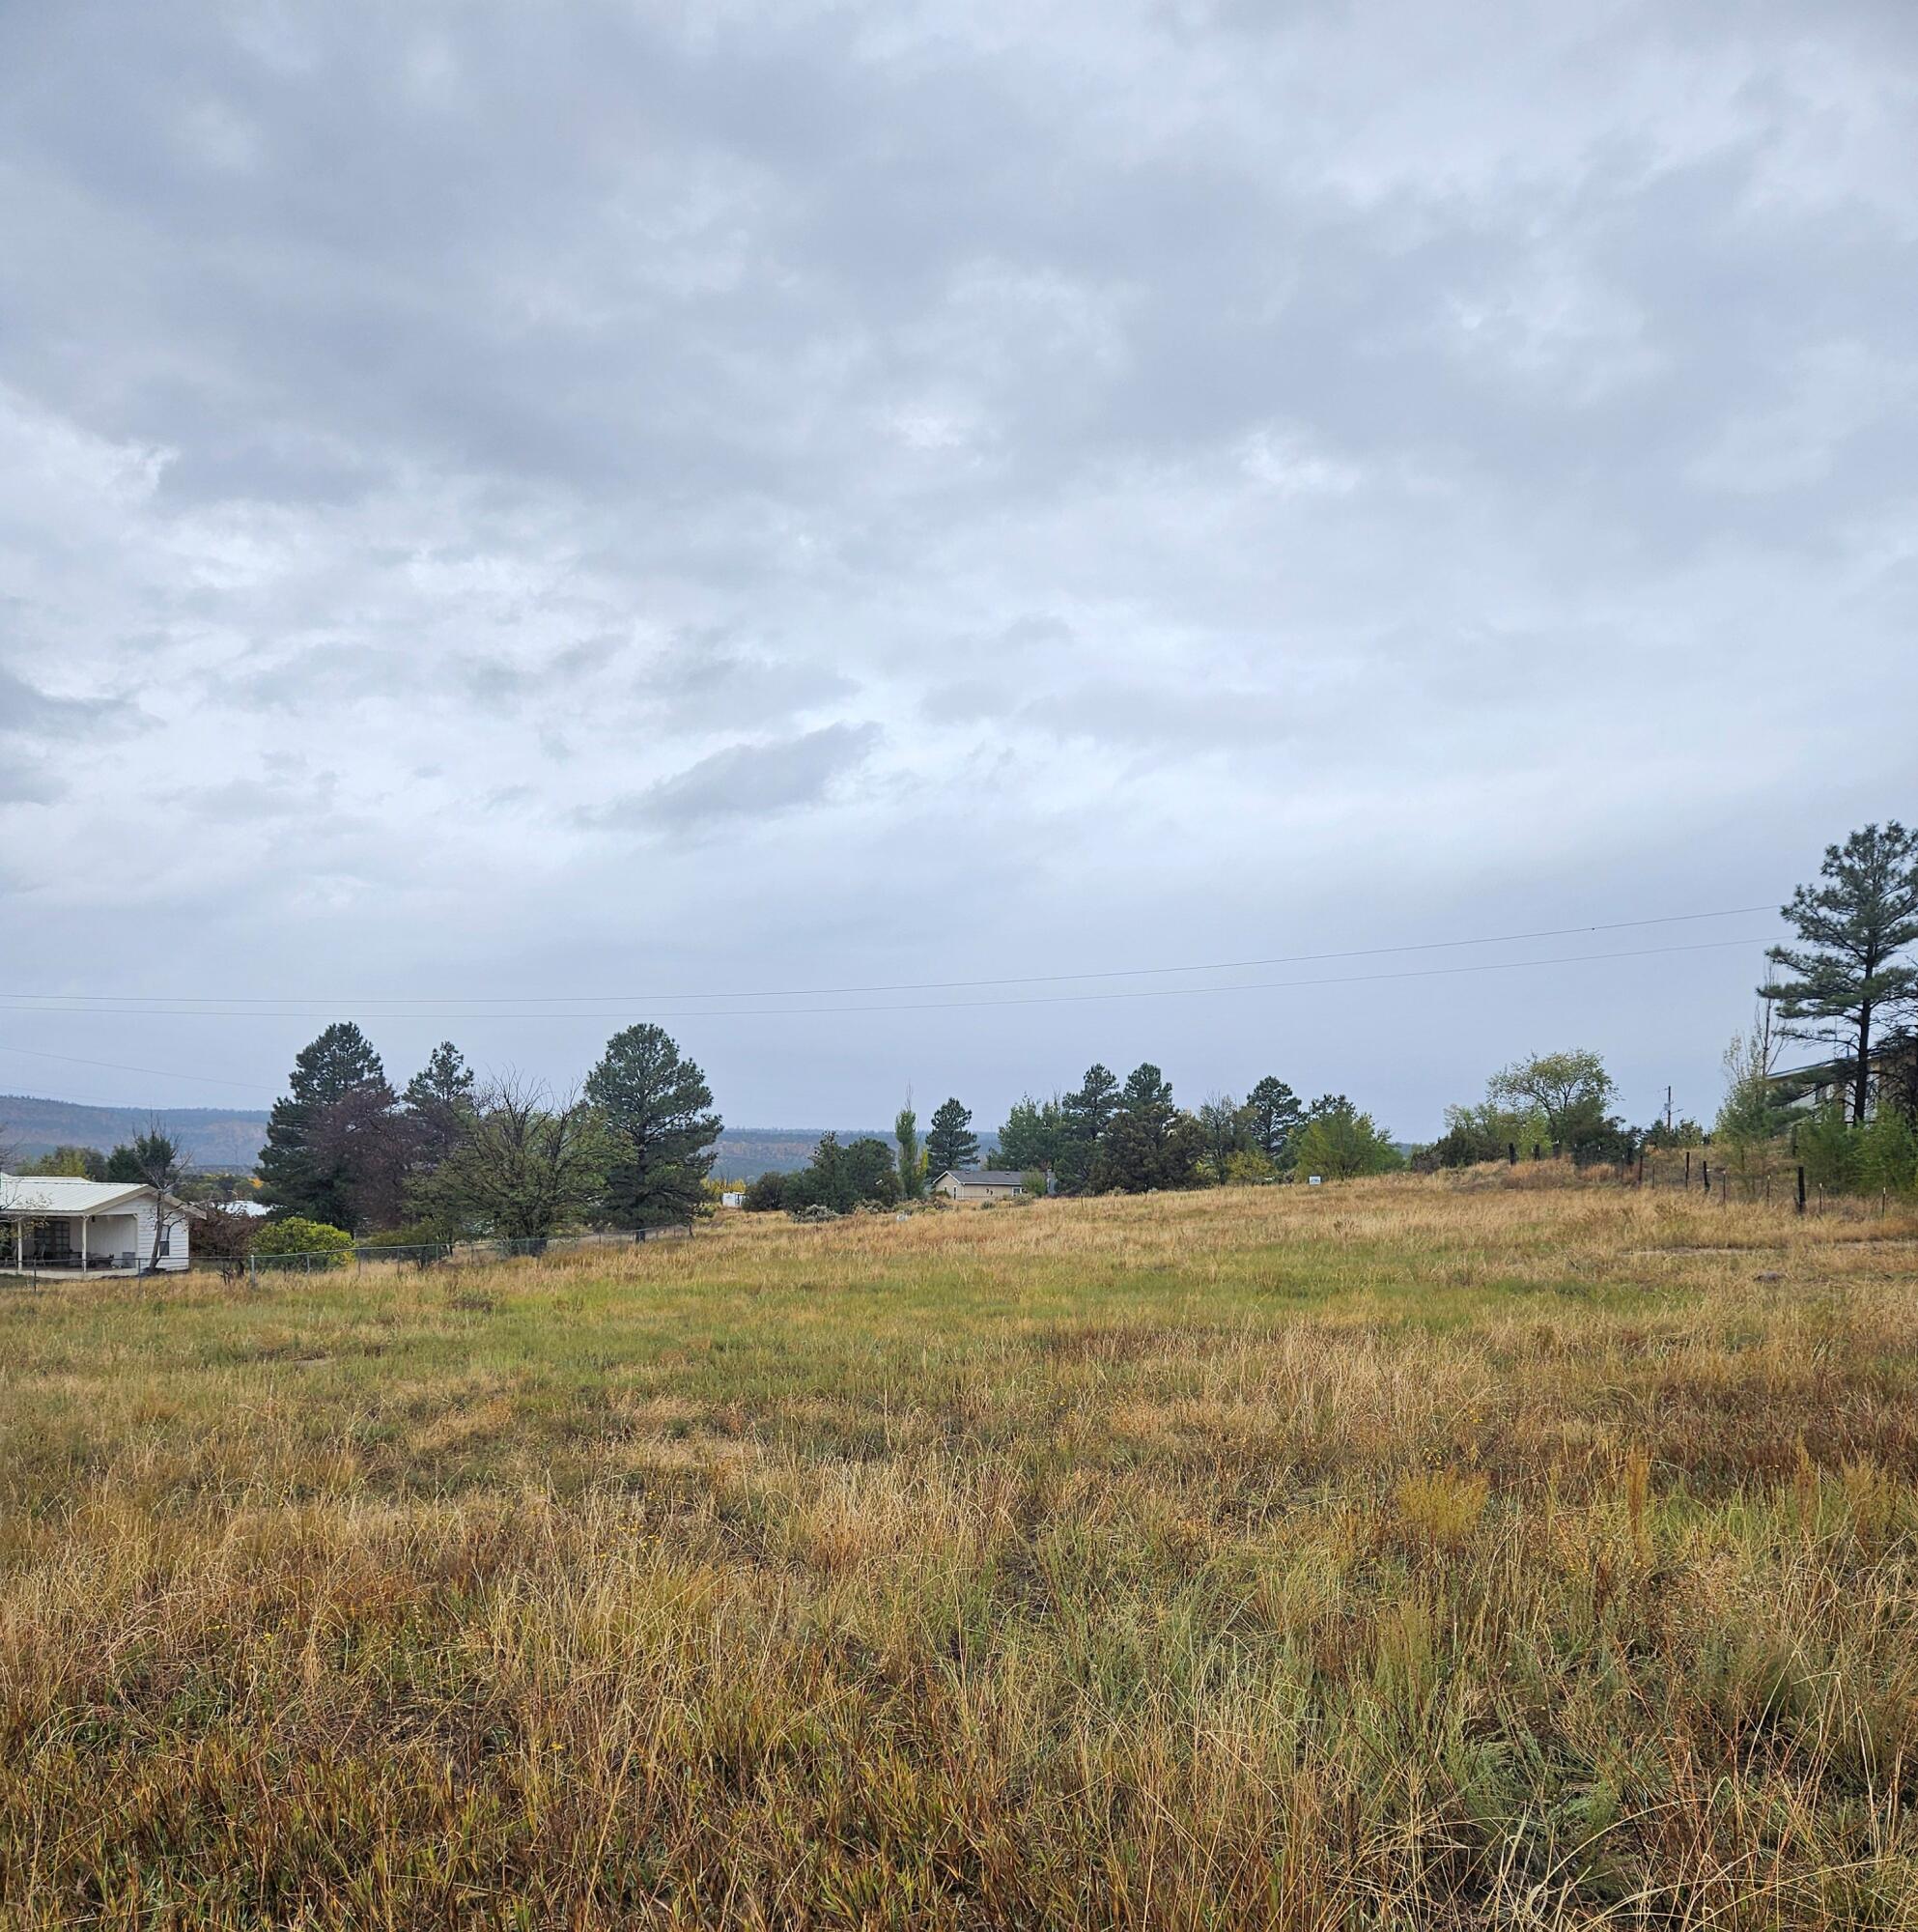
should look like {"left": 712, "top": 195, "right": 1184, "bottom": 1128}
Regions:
{"left": 1665, "top": 1085, "right": 1674, "bottom": 1134}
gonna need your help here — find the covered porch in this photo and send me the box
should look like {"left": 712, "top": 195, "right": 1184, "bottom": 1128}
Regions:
{"left": 0, "top": 1210, "right": 145, "bottom": 1277}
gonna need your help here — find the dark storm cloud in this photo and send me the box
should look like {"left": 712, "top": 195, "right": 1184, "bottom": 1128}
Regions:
{"left": 0, "top": 1, "right": 1913, "bottom": 1129}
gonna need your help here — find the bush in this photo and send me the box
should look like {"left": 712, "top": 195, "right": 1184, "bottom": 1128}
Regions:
{"left": 744, "top": 1171, "right": 790, "bottom": 1212}
{"left": 251, "top": 1216, "right": 354, "bottom": 1266}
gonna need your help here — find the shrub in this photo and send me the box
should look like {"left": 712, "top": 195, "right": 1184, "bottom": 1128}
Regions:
{"left": 744, "top": 1171, "right": 790, "bottom": 1212}
{"left": 251, "top": 1216, "right": 354, "bottom": 1266}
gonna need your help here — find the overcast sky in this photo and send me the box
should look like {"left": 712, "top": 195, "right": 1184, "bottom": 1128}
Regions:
{"left": 2, "top": 0, "right": 1914, "bottom": 1139}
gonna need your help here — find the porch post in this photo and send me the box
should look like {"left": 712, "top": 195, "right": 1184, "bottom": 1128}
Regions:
{"left": 80, "top": 1215, "right": 88, "bottom": 1273}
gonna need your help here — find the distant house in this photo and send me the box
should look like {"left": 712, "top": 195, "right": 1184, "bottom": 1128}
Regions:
{"left": 932, "top": 1168, "right": 1027, "bottom": 1204}
{"left": 0, "top": 1173, "right": 192, "bottom": 1276}
{"left": 1769, "top": 1041, "right": 1913, "bottom": 1122}
{"left": 720, "top": 1191, "right": 746, "bottom": 1209}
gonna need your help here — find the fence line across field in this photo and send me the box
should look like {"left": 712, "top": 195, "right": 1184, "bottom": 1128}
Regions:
{"left": 246, "top": 1224, "right": 693, "bottom": 1278}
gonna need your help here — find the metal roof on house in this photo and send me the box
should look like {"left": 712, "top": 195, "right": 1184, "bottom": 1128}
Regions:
{"left": 936, "top": 1169, "right": 1027, "bottom": 1187}
{"left": 0, "top": 1173, "right": 161, "bottom": 1215}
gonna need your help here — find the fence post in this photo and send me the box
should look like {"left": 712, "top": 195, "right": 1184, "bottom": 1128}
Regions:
{"left": 1508, "top": 1143, "right": 1517, "bottom": 1166}
{"left": 1684, "top": 1150, "right": 1691, "bottom": 1189}
{"left": 1796, "top": 1166, "right": 1807, "bottom": 1214}
{"left": 1702, "top": 1158, "right": 1709, "bottom": 1195}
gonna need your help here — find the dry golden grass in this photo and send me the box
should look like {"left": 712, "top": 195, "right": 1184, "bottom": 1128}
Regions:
{"left": 3, "top": 1176, "right": 1917, "bottom": 1927}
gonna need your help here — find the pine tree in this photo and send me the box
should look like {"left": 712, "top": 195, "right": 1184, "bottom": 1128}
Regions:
{"left": 1056, "top": 1064, "right": 1120, "bottom": 1193}
{"left": 1765, "top": 822, "right": 1918, "bottom": 1123}
{"left": 925, "top": 1097, "right": 978, "bottom": 1179}
{"left": 584, "top": 1024, "right": 721, "bottom": 1228}
{"left": 257, "top": 1023, "right": 400, "bottom": 1230}
{"left": 404, "top": 1041, "right": 477, "bottom": 1173}
{"left": 998, "top": 1094, "right": 1066, "bottom": 1174}
{"left": 1244, "top": 1076, "right": 1306, "bottom": 1168}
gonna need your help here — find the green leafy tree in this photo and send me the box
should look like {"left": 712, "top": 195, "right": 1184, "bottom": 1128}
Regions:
{"left": 1244, "top": 1077, "right": 1307, "bottom": 1169}
{"left": 1224, "top": 1147, "right": 1277, "bottom": 1185}
{"left": 1797, "top": 1099, "right": 1860, "bottom": 1195}
{"left": 998, "top": 1094, "right": 1067, "bottom": 1175}
{"left": 1292, "top": 1102, "right": 1404, "bottom": 1180}
{"left": 584, "top": 1024, "right": 722, "bottom": 1229}
{"left": 1859, "top": 1106, "right": 1918, "bottom": 1198}
{"left": 925, "top": 1097, "right": 978, "bottom": 1179}
{"left": 1427, "top": 1099, "right": 1551, "bottom": 1168}
{"left": 258, "top": 1023, "right": 403, "bottom": 1230}
{"left": 1764, "top": 823, "right": 1918, "bottom": 1123}
{"left": 1486, "top": 1051, "right": 1617, "bottom": 1152}
{"left": 1195, "top": 1093, "right": 1248, "bottom": 1184}
{"left": 416, "top": 1077, "right": 608, "bottom": 1239}
{"left": 894, "top": 1100, "right": 923, "bottom": 1201}
{"left": 1716, "top": 1021, "right": 1788, "bottom": 1194}
{"left": 28, "top": 1146, "right": 107, "bottom": 1179}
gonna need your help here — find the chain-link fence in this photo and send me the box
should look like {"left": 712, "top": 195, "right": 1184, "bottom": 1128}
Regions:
{"left": 245, "top": 1225, "right": 693, "bottom": 1279}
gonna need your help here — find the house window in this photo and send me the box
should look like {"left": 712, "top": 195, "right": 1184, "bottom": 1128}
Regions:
{"left": 157, "top": 1225, "right": 171, "bottom": 1258}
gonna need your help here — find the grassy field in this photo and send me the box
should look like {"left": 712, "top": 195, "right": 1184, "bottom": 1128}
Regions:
{"left": 2, "top": 1177, "right": 1916, "bottom": 1928}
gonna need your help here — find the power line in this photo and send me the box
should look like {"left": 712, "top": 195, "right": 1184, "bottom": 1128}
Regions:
{"left": 0, "top": 1041, "right": 277, "bottom": 1097}
{"left": 0, "top": 934, "right": 1773, "bottom": 1026}
{"left": 0, "top": 903, "right": 1778, "bottom": 1013}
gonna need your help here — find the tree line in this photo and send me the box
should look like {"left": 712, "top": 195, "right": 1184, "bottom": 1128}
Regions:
{"left": 1424, "top": 822, "right": 1918, "bottom": 1201}
{"left": 743, "top": 1068, "right": 1404, "bottom": 1213}
{"left": 251, "top": 1021, "right": 722, "bottom": 1241}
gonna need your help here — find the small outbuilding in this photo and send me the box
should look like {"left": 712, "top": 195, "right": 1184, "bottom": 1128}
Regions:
{"left": 931, "top": 1168, "right": 1028, "bottom": 1204}
{"left": 0, "top": 1173, "right": 192, "bottom": 1276}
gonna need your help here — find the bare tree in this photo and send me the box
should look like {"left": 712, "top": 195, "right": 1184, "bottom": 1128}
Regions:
{"left": 416, "top": 1076, "right": 607, "bottom": 1240}
{"left": 192, "top": 1202, "right": 258, "bottom": 1283}
{"left": 125, "top": 1123, "right": 188, "bottom": 1272}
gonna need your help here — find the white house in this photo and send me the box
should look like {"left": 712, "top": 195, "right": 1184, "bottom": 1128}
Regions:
{"left": 0, "top": 1173, "right": 192, "bottom": 1276}
{"left": 931, "top": 1167, "right": 1028, "bottom": 1204}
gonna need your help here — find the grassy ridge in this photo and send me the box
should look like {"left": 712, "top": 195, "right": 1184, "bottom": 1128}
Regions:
{"left": 2, "top": 1179, "right": 1916, "bottom": 1926}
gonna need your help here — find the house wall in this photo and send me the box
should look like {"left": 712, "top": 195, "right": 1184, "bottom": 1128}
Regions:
{"left": 131, "top": 1196, "right": 189, "bottom": 1269}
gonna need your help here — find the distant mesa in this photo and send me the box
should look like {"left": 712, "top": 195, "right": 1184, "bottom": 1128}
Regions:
{"left": 0, "top": 1095, "right": 976, "bottom": 1178}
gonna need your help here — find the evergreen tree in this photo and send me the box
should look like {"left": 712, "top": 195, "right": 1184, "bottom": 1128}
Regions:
{"left": 1093, "top": 1065, "right": 1200, "bottom": 1191}
{"left": 925, "top": 1097, "right": 978, "bottom": 1179}
{"left": 1057, "top": 1064, "right": 1120, "bottom": 1193}
{"left": 1764, "top": 822, "right": 1918, "bottom": 1122}
{"left": 257, "top": 1023, "right": 401, "bottom": 1230}
{"left": 1244, "top": 1076, "right": 1307, "bottom": 1169}
{"left": 998, "top": 1094, "right": 1067, "bottom": 1174}
{"left": 788, "top": 1134, "right": 900, "bottom": 1212}
{"left": 403, "top": 1041, "right": 477, "bottom": 1175}
{"left": 584, "top": 1023, "right": 721, "bottom": 1228}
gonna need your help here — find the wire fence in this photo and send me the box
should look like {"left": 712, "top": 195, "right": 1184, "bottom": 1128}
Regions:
{"left": 245, "top": 1225, "right": 694, "bottom": 1279}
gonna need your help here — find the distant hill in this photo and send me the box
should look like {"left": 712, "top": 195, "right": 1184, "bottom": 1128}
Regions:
{"left": 0, "top": 1095, "right": 987, "bottom": 1179}
{"left": 0, "top": 1094, "right": 270, "bottom": 1170}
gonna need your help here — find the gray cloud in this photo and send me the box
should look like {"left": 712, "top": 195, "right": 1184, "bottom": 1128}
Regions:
{"left": 0, "top": 2, "right": 1913, "bottom": 1129}
{"left": 584, "top": 721, "right": 882, "bottom": 834}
